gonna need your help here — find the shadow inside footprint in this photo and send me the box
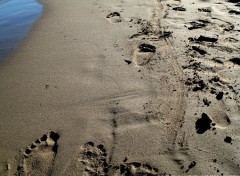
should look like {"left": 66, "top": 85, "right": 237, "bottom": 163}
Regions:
{"left": 17, "top": 131, "right": 60, "bottom": 176}
{"left": 195, "top": 113, "right": 212, "bottom": 134}
{"left": 229, "top": 57, "right": 240, "bottom": 65}
{"left": 172, "top": 6, "right": 186, "bottom": 11}
{"left": 138, "top": 44, "right": 156, "bottom": 53}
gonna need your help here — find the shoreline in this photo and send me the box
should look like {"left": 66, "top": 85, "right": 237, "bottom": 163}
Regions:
{"left": 0, "top": 0, "right": 240, "bottom": 175}
{"left": 0, "top": 0, "right": 43, "bottom": 62}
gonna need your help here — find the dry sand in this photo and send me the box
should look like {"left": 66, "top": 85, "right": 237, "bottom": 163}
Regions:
{"left": 0, "top": 0, "right": 240, "bottom": 175}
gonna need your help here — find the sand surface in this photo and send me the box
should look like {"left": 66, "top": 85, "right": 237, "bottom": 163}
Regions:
{"left": 0, "top": 0, "right": 240, "bottom": 175}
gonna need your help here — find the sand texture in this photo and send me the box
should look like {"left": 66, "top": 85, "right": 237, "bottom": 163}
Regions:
{"left": 0, "top": 0, "right": 240, "bottom": 175}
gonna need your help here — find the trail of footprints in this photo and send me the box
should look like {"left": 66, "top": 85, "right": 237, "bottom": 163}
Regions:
{"left": 10, "top": 1, "right": 240, "bottom": 175}
{"left": 13, "top": 132, "right": 161, "bottom": 176}
{"left": 106, "top": 10, "right": 163, "bottom": 67}
{"left": 16, "top": 136, "right": 230, "bottom": 175}
{"left": 179, "top": 3, "right": 238, "bottom": 133}
{"left": 104, "top": 0, "right": 240, "bottom": 174}
{"left": 67, "top": 1, "right": 240, "bottom": 175}
{"left": 160, "top": 0, "right": 240, "bottom": 174}
{"left": 159, "top": 0, "right": 239, "bottom": 130}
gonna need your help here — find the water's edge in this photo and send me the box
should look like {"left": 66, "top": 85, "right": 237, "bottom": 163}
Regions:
{"left": 0, "top": 0, "right": 43, "bottom": 61}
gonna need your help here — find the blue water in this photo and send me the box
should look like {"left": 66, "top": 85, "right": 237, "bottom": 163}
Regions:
{"left": 0, "top": 0, "right": 43, "bottom": 60}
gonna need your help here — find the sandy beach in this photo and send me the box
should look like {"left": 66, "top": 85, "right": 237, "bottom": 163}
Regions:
{"left": 0, "top": 0, "right": 240, "bottom": 175}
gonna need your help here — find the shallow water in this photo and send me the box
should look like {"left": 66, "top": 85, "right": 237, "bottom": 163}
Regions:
{"left": 0, "top": 0, "right": 43, "bottom": 60}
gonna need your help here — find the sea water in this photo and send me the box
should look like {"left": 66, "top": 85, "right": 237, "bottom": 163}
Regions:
{"left": 0, "top": 0, "right": 43, "bottom": 60}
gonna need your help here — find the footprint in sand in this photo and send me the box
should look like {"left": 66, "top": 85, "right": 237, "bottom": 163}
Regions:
{"left": 106, "top": 12, "right": 122, "bottom": 23}
{"left": 17, "top": 131, "right": 60, "bottom": 176}
{"left": 64, "top": 141, "right": 162, "bottom": 176}
{"left": 189, "top": 34, "right": 218, "bottom": 43}
{"left": 195, "top": 111, "right": 231, "bottom": 134}
{"left": 113, "top": 162, "right": 160, "bottom": 176}
{"left": 133, "top": 43, "right": 156, "bottom": 66}
{"left": 208, "top": 109, "right": 231, "bottom": 128}
{"left": 63, "top": 141, "right": 108, "bottom": 176}
{"left": 186, "top": 18, "right": 234, "bottom": 32}
{"left": 186, "top": 20, "right": 209, "bottom": 30}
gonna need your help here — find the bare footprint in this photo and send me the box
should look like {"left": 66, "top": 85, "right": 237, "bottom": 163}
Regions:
{"left": 63, "top": 142, "right": 108, "bottom": 176}
{"left": 17, "top": 131, "right": 60, "bottom": 176}
{"left": 112, "top": 162, "right": 160, "bottom": 176}
{"left": 208, "top": 108, "right": 231, "bottom": 128}
{"left": 106, "top": 12, "right": 121, "bottom": 23}
{"left": 133, "top": 43, "right": 156, "bottom": 66}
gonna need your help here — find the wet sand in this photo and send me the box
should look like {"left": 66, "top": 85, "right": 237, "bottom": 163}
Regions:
{"left": 0, "top": 0, "right": 240, "bottom": 175}
{"left": 0, "top": 0, "right": 43, "bottom": 60}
